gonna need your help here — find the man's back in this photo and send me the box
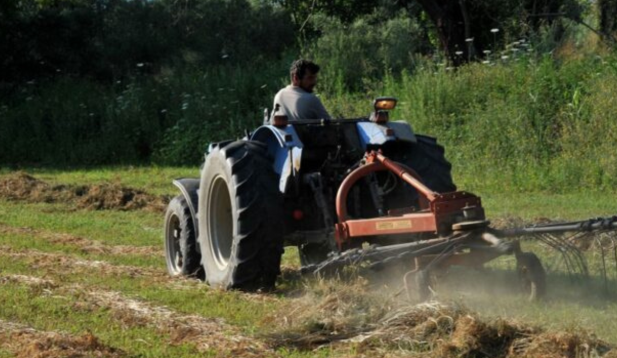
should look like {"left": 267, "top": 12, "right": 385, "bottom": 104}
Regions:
{"left": 273, "top": 85, "right": 330, "bottom": 121}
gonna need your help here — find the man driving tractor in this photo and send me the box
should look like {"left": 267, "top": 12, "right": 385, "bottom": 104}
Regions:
{"left": 271, "top": 59, "right": 331, "bottom": 121}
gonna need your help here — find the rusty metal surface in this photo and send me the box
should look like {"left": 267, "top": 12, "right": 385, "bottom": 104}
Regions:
{"left": 334, "top": 150, "right": 486, "bottom": 247}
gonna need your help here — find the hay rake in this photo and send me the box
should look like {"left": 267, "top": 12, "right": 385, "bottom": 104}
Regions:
{"left": 302, "top": 150, "right": 617, "bottom": 300}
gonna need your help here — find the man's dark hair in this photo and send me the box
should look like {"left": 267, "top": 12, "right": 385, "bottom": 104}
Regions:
{"left": 290, "top": 59, "right": 320, "bottom": 80}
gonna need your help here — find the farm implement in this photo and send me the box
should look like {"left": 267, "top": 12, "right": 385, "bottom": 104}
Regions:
{"left": 164, "top": 97, "right": 617, "bottom": 300}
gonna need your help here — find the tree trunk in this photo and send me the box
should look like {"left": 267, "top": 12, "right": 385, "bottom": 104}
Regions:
{"left": 599, "top": 0, "right": 617, "bottom": 41}
{"left": 415, "top": 0, "right": 475, "bottom": 66}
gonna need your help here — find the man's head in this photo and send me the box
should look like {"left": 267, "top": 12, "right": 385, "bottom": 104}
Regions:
{"left": 290, "top": 59, "right": 320, "bottom": 93}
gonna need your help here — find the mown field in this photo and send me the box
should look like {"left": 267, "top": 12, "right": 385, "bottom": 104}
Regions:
{"left": 1, "top": 167, "right": 617, "bottom": 358}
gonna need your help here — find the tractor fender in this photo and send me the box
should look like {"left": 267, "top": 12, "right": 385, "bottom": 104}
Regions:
{"left": 251, "top": 125, "right": 303, "bottom": 193}
{"left": 356, "top": 120, "right": 416, "bottom": 148}
{"left": 172, "top": 178, "right": 200, "bottom": 240}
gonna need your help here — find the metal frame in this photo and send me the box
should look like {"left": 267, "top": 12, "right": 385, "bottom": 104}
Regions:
{"left": 334, "top": 151, "right": 484, "bottom": 249}
{"left": 303, "top": 150, "right": 617, "bottom": 299}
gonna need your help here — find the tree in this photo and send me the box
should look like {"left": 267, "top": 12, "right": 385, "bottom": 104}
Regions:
{"left": 414, "top": 0, "right": 580, "bottom": 65}
{"left": 414, "top": 0, "right": 472, "bottom": 66}
{"left": 599, "top": 0, "right": 617, "bottom": 42}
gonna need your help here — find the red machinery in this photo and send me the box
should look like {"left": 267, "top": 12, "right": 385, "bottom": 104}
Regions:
{"left": 304, "top": 150, "right": 617, "bottom": 301}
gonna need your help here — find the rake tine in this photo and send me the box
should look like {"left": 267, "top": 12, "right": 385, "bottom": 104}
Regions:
{"left": 539, "top": 233, "right": 588, "bottom": 280}
{"left": 597, "top": 236, "right": 609, "bottom": 296}
{"left": 537, "top": 234, "right": 577, "bottom": 276}
{"left": 548, "top": 232, "right": 589, "bottom": 277}
{"left": 535, "top": 234, "right": 571, "bottom": 273}
{"left": 613, "top": 238, "right": 617, "bottom": 281}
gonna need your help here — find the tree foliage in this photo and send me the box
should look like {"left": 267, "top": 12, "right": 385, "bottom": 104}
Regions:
{"left": 0, "top": 0, "right": 294, "bottom": 88}
{"left": 0, "top": 0, "right": 609, "bottom": 166}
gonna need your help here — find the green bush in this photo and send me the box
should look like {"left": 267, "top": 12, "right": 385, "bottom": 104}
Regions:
{"left": 315, "top": 47, "right": 617, "bottom": 193}
{"left": 0, "top": 59, "right": 291, "bottom": 166}
{"left": 306, "top": 11, "right": 429, "bottom": 93}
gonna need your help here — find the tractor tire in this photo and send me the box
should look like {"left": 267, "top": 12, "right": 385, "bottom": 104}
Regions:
{"left": 405, "top": 134, "right": 457, "bottom": 194}
{"left": 198, "top": 140, "right": 284, "bottom": 291}
{"left": 164, "top": 195, "right": 203, "bottom": 279}
{"left": 516, "top": 252, "right": 547, "bottom": 301}
{"left": 369, "top": 135, "right": 457, "bottom": 246}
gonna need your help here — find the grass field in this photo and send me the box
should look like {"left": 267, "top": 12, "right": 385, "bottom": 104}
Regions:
{"left": 1, "top": 167, "right": 616, "bottom": 357}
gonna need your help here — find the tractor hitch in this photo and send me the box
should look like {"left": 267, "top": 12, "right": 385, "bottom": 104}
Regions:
{"left": 334, "top": 151, "right": 486, "bottom": 249}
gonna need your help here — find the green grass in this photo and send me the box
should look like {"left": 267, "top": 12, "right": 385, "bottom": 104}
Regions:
{"left": 0, "top": 283, "right": 209, "bottom": 357}
{"left": 3, "top": 166, "right": 200, "bottom": 197}
{"left": 1, "top": 168, "right": 617, "bottom": 357}
{"left": 0, "top": 201, "right": 160, "bottom": 247}
{"left": 0, "top": 230, "right": 162, "bottom": 268}
{"left": 480, "top": 192, "right": 617, "bottom": 220}
{"left": 4, "top": 49, "right": 617, "bottom": 197}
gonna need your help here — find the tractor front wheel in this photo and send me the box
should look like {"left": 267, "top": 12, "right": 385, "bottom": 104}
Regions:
{"left": 164, "top": 195, "right": 203, "bottom": 279}
{"left": 198, "top": 140, "right": 284, "bottom": 291}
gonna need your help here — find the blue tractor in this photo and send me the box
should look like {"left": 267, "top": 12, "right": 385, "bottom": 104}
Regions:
{"left": 164, "top": 97, "right": 461, "bottom": 292}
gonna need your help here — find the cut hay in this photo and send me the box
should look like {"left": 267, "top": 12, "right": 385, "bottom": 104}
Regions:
{"left": 266, "top": 278, "right": 614, "bottom": 357}
{"left": 1, "top": 272, "right": 276, "bottom": 358}
{"left": 0, "top": 319, "right": 126, "bottom": 358}
{"left": 85, "top": 290, "right": 275, "bottom": 357}
{"left": 0, "top": 172, "right": 167, "bottom": 212}
{"left": 0, "top": 223, "right": 162, "bottom": 256}
{"left": 0, "top": 274, "right": 57, "bottom": 289}
{"left": 0, "top": 247, "right": 168, "bottom": 281}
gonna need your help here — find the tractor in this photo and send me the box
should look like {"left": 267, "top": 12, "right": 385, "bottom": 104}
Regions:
{"left": 164, "top": 97, "right": 617, "bottom": 300}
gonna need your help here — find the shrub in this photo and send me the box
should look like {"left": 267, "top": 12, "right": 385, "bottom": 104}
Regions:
{"left": 305, "top": 11, "right": 429, "bottom": 93}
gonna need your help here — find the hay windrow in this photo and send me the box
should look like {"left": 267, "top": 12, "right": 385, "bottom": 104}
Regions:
{"left": 0, "top": 223, "right": 162, "bottom": 256}
{"left": 0, "top": 274, "right": 57, "bottom": 289}
{"left": 266, "top": 279, "right": 614, "bottom": 357}
{"left": 1, "top": 273, "right": 276, "bottom": 357}
{"left": 86, "top": 290, "right": 275, "bottom": 357}
{"left": 0, "top": 319, "right": 126, "bottom": 358}
{"left": 0, "top": 247, "right": 168, "bottom": 281}
{"left": 0, "top": 172, "right": 167, "bottom": 212}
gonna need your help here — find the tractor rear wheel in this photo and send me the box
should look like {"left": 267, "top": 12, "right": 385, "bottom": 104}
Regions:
{"left": 164, "top": 195, "right": 203, "bottom": 279}
{"left": 369, "top": 135, "right": 457, "bottom": 246}
{"left": 405, "top": 134, "right": 457, "bottom": 194}
{"left": 516, "top": 252, "right": 546, "bottom": 301}
{"left": 198, "top": 140, "right": 284, "bottom": 291}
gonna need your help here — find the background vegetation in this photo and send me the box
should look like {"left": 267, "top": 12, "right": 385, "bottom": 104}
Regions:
{"left": 1, "top": 0, "right": 617, "bottom": 193}
{"left": 2, "top": 3, "right": 617, "bottom": 356}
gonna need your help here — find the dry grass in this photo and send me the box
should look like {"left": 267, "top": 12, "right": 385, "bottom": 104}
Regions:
{"left": 0, "top": 274, "right": 57, "bottom": 290}
{"left": 3, "top": 170, "right": 617, "bottom": 357}
{"left": 0, "top": 223, "right": 161, "bottom": 256}
{"left": 0, "top": 246, "right": 168, "bottom": 280}
{"left": 265, "top": 276, "right": 614, "bottom": 357}
{"left": 0, "top": 319, "right": 126, "bottom": 358}
{"left": 0, "top": 172, "right": 167, "bottom": 212}
{"left": 85, "top": 290, "right": 275, "bottom": 357}
{"left": 1, "top": 273, "right": 277, "bottom": 358}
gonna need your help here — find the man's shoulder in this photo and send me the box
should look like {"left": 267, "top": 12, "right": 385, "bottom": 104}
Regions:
{"left": 279, "top": 85, "right": 318, "bottom": 96}
{"left": 277, "top": 85, "right": 293, "bottom": 92}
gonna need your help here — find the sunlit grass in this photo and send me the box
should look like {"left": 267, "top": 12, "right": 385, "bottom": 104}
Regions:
{"left": 1, "top": 166, "right": 617, "bottom": 357}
